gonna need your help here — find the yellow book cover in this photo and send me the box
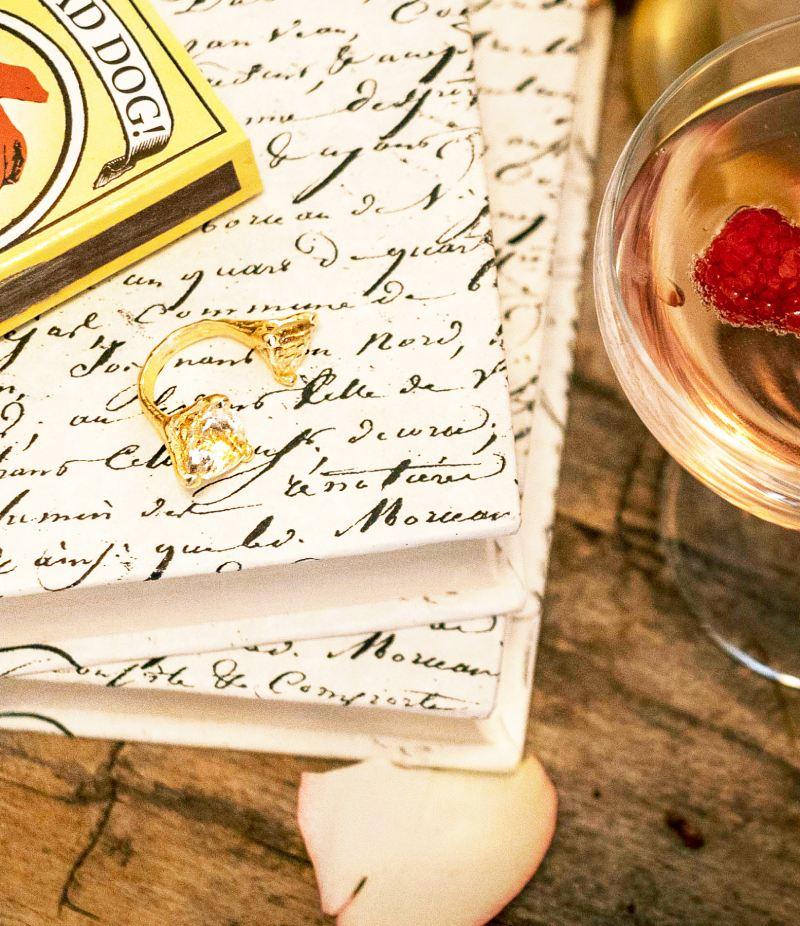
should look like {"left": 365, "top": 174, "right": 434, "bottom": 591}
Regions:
{"left": 0, "top": 0, "right": 261, "bottom": 335}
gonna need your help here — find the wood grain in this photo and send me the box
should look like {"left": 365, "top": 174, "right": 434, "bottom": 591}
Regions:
{"left": 2, "top": 18, "right": 799, "bottom": 925}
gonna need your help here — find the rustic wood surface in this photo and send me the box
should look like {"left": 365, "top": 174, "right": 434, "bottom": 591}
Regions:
{"left": 2, "top": 19, "right": 799, "bottom": 926}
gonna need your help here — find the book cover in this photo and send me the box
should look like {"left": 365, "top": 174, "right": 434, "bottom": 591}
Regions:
{"left": 0, "top": 0, "right": 261, "bottom": 333}
{"left": 0, "top": 0, "right": 523, "bottom": 649}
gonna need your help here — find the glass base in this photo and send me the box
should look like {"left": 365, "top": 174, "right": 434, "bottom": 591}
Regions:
{"left": 661, "top": 461, "right": 800, "bottom": 688}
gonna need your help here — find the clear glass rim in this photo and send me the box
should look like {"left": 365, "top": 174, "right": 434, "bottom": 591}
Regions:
{"left": 595, "top": 14, "right": 800, "bottom": 522}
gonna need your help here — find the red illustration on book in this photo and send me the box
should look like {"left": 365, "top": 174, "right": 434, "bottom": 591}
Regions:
{"left": 0, "top": 62, "right": 48, "bottom": 188}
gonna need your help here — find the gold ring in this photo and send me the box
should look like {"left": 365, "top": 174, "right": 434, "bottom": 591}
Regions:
{"left": 138, "top": 312, "right": 317, "bottom": 489}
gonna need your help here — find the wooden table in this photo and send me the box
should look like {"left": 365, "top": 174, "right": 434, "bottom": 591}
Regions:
{"left": 2, "top": 20, "right": 799, "bottom": 926}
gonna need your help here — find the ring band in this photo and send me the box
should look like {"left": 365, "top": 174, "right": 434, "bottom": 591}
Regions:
{"left": 138, "top": 312, "right": 317, "bottom": 489}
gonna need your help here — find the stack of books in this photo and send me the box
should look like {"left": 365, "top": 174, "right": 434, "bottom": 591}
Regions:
{"left": 0, "top": 0, "right": 611, "bottom": 770}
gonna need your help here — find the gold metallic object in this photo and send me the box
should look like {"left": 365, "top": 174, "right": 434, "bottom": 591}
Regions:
{"left": 138, "top": 312, "right": 317, "bottom": 488}
{"left": 628, "top": 0, "right": 721, "bottom": 115}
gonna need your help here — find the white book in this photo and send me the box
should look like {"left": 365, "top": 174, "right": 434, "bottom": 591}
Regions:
{"left": 0, "top": 0, "right": 532, "bottom": 663}
{"left": 0, "top": 0, "right": 590, "bottom": 676}
{"left": 0, "top": 1, "right": 613, "bottom": 770}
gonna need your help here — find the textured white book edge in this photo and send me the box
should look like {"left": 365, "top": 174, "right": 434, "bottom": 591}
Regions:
{"left": 0, "top": 538, "right": 525, "bottom": 675}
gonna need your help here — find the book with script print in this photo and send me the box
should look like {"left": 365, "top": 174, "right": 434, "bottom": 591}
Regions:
{"left": 0, "top": 0, "right": 614, "bottom": 770}
{"left": 0, "top": 0, "right": 526, "bottom": 662}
